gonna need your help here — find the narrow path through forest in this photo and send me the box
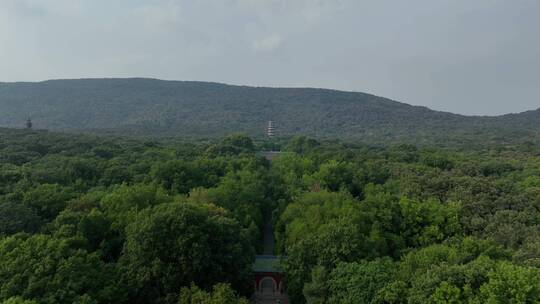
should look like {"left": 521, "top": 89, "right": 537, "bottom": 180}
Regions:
{"left": 260, "top": 150, "right": 281, "bottom": 255}
{"left": 262, "top": 210, "right": 275, "bottom": 255}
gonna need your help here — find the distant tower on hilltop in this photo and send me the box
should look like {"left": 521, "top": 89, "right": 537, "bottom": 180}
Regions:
{"left": 266, "top": 120, "right": 275, "bottom": 138}
{"left": 25, "top": 117, "right": 33, "bottom": 129}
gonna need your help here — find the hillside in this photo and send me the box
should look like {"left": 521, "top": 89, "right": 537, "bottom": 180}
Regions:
{"left": 0, "top": 78, "right": 538, "bottom": 144}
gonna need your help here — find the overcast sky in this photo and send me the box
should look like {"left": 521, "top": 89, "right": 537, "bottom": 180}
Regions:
{"left": 1, "top": 0, "right": 539, "bottom": 115}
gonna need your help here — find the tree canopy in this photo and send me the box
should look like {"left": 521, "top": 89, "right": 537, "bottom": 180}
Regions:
{"left": 0, "top": 128, "right": 539, "bottom": 303}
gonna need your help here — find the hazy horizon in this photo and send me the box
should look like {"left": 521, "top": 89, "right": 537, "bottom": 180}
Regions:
{"left": 1, "top": 0, "right": 539, "bottom": 115}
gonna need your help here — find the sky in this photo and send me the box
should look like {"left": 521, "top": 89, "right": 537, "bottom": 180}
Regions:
{"left": 0, "top": 0, "right": 539, "bottom": 115}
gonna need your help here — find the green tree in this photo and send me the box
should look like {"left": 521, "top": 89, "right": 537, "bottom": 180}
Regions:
{"left": 22, "top": 184, "right": 76, "bottom": 221}
{"left": 303, "top": 266, "right": 330, "bottom": 304}
{"left": 478, "top": 262, "right": 540, "bottom": 303}
{"left": 203, "top": 167, "right": 268, "bottom": 229}
{"left": 1, "top": 297, "right": 38, "bottom": 304}
{"left": 100, "top": 184, "right": 172, "bottom": 231}
{"left": 119, "top": 201, "right": 254, "bottom": 303}
{"left": 327, "top": 258, "right": 396, "bottom": 304}
{"left": 0, "top": 234, "right": 123, "bottom": 304}
{"left": 379, "top": 238, "right": 511, "bottom": 304}
{"left": 309, "top": 160, "right": 364, "bottom": 197}
{"left": 0, "top": 202, "right": 41, "bottom": 236}
{"left": 151, "top": 160, "right": 206, "bottom": 194}
{"left": 285, "top": 136, "right": 319, "bottom": 154}
{"left": 270, "top": 152, "right": 316, "bottom": 197}
{"left": 48, "top": 209, "right": 122, "bottom": 261}
{"left": 429, "top": 282, "right": 462, "bottom": 304}
{"left": 399, "top": 198, "right": 461, "bottom": 247}
{"left": 178, "top": 284, "right": 248, "bottom": 304}
{"left": 279, "top": 191, "right": 370, "bottom": 302}
{"left": 204, "top": 134, "right": 255, "bottom": 156}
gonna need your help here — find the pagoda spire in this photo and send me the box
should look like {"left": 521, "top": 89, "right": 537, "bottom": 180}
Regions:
{"left": 26, "top": 117, "right": 32, "bottom": 129}
{"left": 266, "top": 120, "right": 275, "bottom": 138}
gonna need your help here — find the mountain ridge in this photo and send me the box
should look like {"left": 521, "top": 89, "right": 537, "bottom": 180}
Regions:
{"left": 3, "top": 77, "right": 537, "bottom": 117}
{"left": 0, "top": 78, "right": 538, "bottom": 144}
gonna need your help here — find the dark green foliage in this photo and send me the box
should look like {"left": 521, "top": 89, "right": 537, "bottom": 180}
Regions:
{"left": 22, "top": 184, "right": 76, "bottom": 221}
{"left": 303, "top": 266, "right": 330, "bottom": 304}
{"left": 0, "top": 234, "right": 124, "bottom": 304}
{"left": 310, "top": 160, "right": 365, "bottom": 197}
{"left": 100, "top": 184, "right": 172, "bottom": 230}
{"left": 286, "top": 136, "right": 320, "bottom": 153}
{"left": 327, "top": 258, "right": 396, "bottom": 304}
{"left": 48, "top": 209, "right": 118, "bottom": 257}
{"left": 205, "top": 134, "right": 256, "bottom": 156}
{"left": 150, "top": 159, "right": 223, "bottom": 194}
{"left": 119, "top": 201, "right": 254, "bottom": 304}
{"left": 0, "top": 202, "right": 41, "bottom": 236}
{"left": 203, "top": 168, "right": 268, "bottom": 228}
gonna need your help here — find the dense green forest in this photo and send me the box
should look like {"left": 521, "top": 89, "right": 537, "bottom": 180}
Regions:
{"left": 1, "top": 128, "right": 540, "bottom": 303}
{"left": 1, "top": 78, "right": 539, "bottom": 146}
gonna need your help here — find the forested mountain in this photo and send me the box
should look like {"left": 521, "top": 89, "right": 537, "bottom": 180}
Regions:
{"left": 1, "top": 78, "right": 538, "bottom": 144}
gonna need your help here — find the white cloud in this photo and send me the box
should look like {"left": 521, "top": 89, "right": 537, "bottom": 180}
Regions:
{"left": 131, "top": 1, "right": 182, "bottom": 30}
{"left": 252, "top": 34, "right": 282, "bottom": 51}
